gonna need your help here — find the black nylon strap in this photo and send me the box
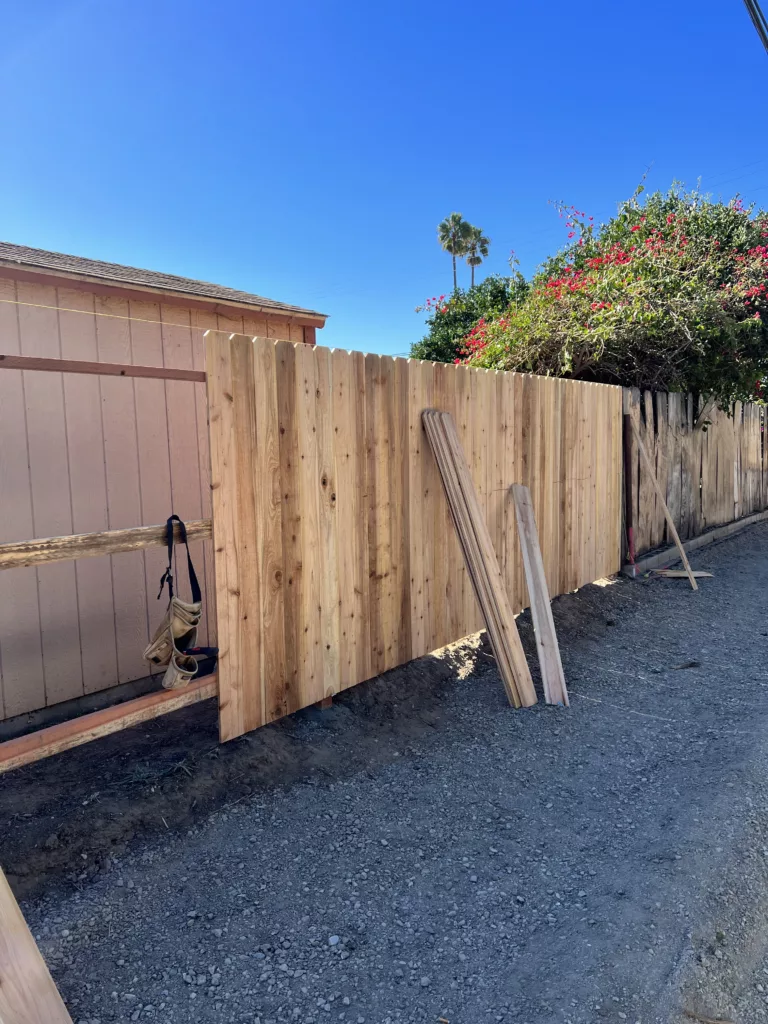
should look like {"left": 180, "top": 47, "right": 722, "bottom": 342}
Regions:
{"left": 157, "top": 514, "right": 202, "bottom": 604}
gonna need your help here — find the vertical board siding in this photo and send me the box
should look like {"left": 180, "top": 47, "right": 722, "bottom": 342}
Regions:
{"left": 625, "top": 388, "right": 768, "bottom": 559}
{"left": 209, "top": 335, "right": 624, "bottom": 743}
{"left": 0, "top": 281, "right": 299, "bottom": 720}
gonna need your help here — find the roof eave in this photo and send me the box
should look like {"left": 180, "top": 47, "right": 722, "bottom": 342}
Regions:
{"left": 0, "top": 259, "right": 328, "bottom": 328}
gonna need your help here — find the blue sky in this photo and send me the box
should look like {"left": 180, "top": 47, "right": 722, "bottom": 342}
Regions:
{"left": 1, "top": 0, "right": 766, "bottom": 356}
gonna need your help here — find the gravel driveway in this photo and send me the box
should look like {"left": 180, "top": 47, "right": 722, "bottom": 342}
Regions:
{"left": 6, "top": 522, "right": 768, "bottom": 1024}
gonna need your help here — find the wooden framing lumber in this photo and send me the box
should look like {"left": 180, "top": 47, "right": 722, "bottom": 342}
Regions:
{"left": 0, "top": 519, "right": 212, "bottom": 571}
{"left": 0, "top": 674, "right": 218, "bottom": 774}
{"left": 0, "top": 352, "right": 206, "bottom": 382}
{"left": 629, "top": 419, "right": 699, "bottom": 591}
{"left": 422, "top": 410, "right": 537, "bottom": 708}
{"left": 654, "top": 569, "right": 713, "bottom": 578}
{"left": 511, "top": 484, "right": 568, "bottom": 705}
{"left": 0, "top": 865, "right": 73, "bottom": 1022}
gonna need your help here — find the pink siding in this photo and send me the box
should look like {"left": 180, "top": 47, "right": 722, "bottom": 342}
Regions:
{"left": 0, "top": 277, "right": 301, "bottom": 719}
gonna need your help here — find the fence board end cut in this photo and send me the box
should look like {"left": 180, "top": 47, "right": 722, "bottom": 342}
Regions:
{"left": 0, "top": 866, "right": 72, "bottom": 1023}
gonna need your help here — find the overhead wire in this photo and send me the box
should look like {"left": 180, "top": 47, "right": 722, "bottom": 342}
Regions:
{"left": 743, "top": 0, "right": 768, "bottom": 54}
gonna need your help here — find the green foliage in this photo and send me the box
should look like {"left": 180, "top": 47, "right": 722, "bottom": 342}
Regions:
{"left": 410, "top": 275, "right": 529, "bottom": 364}
{"left": 466, "top": 185, "right": 768, "bottom": 406}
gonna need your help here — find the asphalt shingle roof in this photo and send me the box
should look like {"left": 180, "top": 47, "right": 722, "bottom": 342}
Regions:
{"left": 0, "top": 241, "right": 326, "bottom": 320}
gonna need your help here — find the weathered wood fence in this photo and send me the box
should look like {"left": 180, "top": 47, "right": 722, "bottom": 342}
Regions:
{"left": 624, "top": 388, "right": 767, "bottom": 558}
{"left": 208, "top": 335, "right": 623, "bottom": 741}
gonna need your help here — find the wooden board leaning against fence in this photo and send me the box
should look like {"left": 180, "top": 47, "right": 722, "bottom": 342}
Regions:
{"left": 206, "top": 334, "right": 623, "bottom": 743}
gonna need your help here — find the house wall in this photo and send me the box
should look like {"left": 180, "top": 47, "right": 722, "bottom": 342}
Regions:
{"left": 0, "top": 274, "right": 309, "bottom": 721}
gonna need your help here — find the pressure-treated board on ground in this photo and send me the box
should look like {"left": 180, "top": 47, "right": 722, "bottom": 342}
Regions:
{"left": 207, "top": 335, "right": 623, "bottom": 742}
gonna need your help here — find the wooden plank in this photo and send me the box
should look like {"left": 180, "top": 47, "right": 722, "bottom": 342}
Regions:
{"left": 393, "top": 357, "right": 412, "bottom": 667}
{"left": 407, "top": 358, "right": 429, "bottom": 659}
{"left": 684, "top": 391, "right": 700, "bottom": 540}
{"left": 0, "top": 674, "right": 217, "bottom": 775}
{"left": 253, "top": 338, "right": 288, "bottom": 720}
{"left": 295, "top": 341, "right": 325, "bottom": 705}
{"left": 365, "top": 354, "right": 392, "bottom": 674}
{"left": 0, "top": 352, "right": 206, "bottom": 381}
{"left": 623, "top": 388, "right": 642, "bottom": 559}
{"left": 309, "top": 343, "right": 340, "bottom": 697}
{"left": 629, "top": 418, "right": 698, "bottom": 591}
{"left": 511, "top": 484, "right": 568, "bottom": 705}
{"left": 429, "top": 362, "right": 451, "bottom": 649}
{"left": 275, "top": 340, "right": 303, "bottom": 717}
{"left": 0, "top": 865, "right": 72, "bottom": 1022}
{"left": 215, "top": 334, "right": 262, "bottom": 741}
{"left": 655, "top": 570, "right": 714, "bottom": 578}
{"left": 651, "top": 392, "right": 668, "bottom": 549}
{"left": 332, "top": 348, "right": 371, "bottom": 687}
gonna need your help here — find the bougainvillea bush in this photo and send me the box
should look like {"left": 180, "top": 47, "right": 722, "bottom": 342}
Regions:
{"left": 464, "top": 185, "right": 768, "bottom": 406}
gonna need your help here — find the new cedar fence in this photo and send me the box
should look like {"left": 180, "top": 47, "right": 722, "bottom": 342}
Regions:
{"left": 207, "top": 335, "right": 623, "bottom": 741}
{"left": 624, "top": 388, "right": 768, "bottom": 559}
{"left": 4, "top": 323, "right": 768, "bottom": 765}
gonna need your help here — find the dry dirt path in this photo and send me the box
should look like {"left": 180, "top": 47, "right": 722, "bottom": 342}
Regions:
{"left": 5, "top": 523, "right": 768, "bottom": 1024}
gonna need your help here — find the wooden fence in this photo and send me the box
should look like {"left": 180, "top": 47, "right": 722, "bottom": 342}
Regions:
{"left": 207, "top": 335, "right": 623, "bottom": 741}
{"left": 624, "top": 388, "right": 767, "bottom": 558}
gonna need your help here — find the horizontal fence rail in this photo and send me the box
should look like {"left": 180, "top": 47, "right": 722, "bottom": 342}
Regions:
{"left": 0, "top": 519, "right": 212, "bottom": 571}
{"left": 207, "top": 335, "right": 624, "bottom": 742}
{"left": 0, "top": 353, "right": 207, "bottom": 382}
{"left": 624, "top": 389, "right": 768, "bottom": 558}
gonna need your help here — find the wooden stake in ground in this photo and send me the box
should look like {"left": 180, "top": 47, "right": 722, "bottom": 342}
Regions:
{"left": 629, "top": 418, "right": 698, "bottom": 591}
{"left": 511, "top": 484, "right": 569, "bottom": 706}
{"left": 422, "top": 410, "right": 537, "bottom": 709}
{"left": 0, "top": 866, "right": 72, "bottom": 1023}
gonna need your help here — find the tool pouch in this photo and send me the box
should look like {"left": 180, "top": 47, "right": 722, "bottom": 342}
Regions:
{"left": 143, "top": 515, "right": 203, "bottom": 689}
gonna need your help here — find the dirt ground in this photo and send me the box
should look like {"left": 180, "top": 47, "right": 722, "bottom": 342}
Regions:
{"left": 5, "top": 523, "right": 768, "bottom": 1024}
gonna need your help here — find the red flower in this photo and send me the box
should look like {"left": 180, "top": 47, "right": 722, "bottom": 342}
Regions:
{"left": 630, "top": 225, "right": 641, "bottom": 233}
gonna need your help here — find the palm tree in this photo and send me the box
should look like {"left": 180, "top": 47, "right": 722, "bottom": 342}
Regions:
{"left": 438, "top": 213, "right": 472, "bottom": 291}
{"left": 465, "top": 226, "right": 490, "bottom": 288}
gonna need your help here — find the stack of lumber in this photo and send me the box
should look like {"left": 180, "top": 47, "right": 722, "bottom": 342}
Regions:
{"left": 422, "top": 410, "right": 537, "bottom": 709}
